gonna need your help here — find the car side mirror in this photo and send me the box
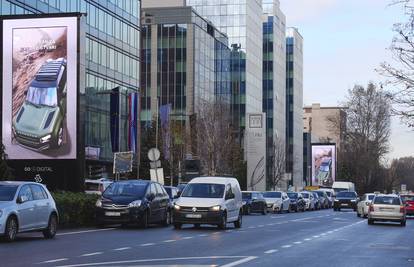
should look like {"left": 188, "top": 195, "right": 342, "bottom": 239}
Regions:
{"left": 173, "top": 194, "right": 179, "bottom": 199}
{"left": 226, "top": 192, "right": 235, "bottom": 200}
{"left": 148, "top": 193, "right": 155, "bottom": 201}
{"left": 17, "top": 195, "right": 27, "bottom": 204}
{"left": 177, "top": 191, "right": 182, "bottom": 197}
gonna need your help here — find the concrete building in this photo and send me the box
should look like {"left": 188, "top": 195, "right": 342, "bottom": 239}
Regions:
{"left": 0, "top": 0, "right": 141, "bottom": 189}
{"left": 262, "top": 0, "right": 287, "bottom": 189}
{"left": 286, "top": 27, "right": 304, "bottom": 189}
{"left": 303, "top": 103, "right": 346, "bottom": 148}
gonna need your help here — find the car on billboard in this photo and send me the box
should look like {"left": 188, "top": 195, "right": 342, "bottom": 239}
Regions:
{"left": 12, "top": 58, "right": 67, "bottom": 151}
{"left": 316, "top": 158, "right": 332, "bottom": 186}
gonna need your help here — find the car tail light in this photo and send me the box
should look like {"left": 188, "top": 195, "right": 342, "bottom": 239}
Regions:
{"left": 369, "top": 204, "right": 374, "bottom": 212}
{"left": 400, "top": 206, "right": 405, "bottom": 214}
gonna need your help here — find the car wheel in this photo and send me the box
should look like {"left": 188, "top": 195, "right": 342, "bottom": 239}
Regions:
{"left": 163, "top": 210, "right": 171, "bottom": 226}
{"left": 140, "top": 210, "right": 149, "bottom": 229}
{"left": 401, "top": 220, "right": 406, "bottom": 227}
{"left": 4, "top": 216, "right": 18, "bottom": 242}
{"left": 43, "top": 214, "right": 58, "bottom": 239}
{"left": 234, "top": 213, "right": 242, "bottom": 229}
{"left": 218, "top": 213, "right": 227, "bottom": 230}
{"left": 174, "top": 223, "right": 182, "bottom": 230}
{"left": 368, "top": 219, "right": 374, "bottom": 225}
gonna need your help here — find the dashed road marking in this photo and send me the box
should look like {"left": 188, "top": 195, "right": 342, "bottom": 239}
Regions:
{"left": 304, "top": 238, "right": 312, "bottom": 241}
{"left": 40, "top": 258, "right": 68, "bottom": 264}
{"left": 57, "top": 228, "right": 116, "bottom": 236}
{"left": 264, "top": 249, "right": 278, "bottom": 254}
{"left": 281, "top": 245, "right": 292, "bottom": 248}
{"left": 80, "top": 252, "right": 102, "bottom": 257}
{"left": 113, "top": 247, "right": 131, "bottom": 251}
{"left": 182, "top": 236, "right": 193, "bottom": 240}
{"left": 140, "top": 243, "right": 155, "bottom": 247}
{"left": 198, "top": 234, "right": 208, "bottom": 237}
{"left": 162, "top": 239, "right": 176, "bottom": 243}
{"left": 313, "top": 235, "right": 320, "bottom": 238}
{"left": 294, "top": 241, "right": 302, "bottom": 244}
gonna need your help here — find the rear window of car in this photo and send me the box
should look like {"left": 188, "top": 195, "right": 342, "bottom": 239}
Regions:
{"left": 242, "top": 192, "right": 252, "bottom": 199}
{"left": 368, "top": 195, "right": 375, "bottom": 200}
{"left": 287, "top": 193, "right": 298, "bottom": 199}
{"left": 401, "top": 195, "right": 414, "bottom": 202}
{"left": 336, "top": 191, "right": 357, "bottom": 198}
{"left": 315, "top": 191, "right": 324, "bottom": 197}
{"left": 301, "top": 192, "right": 309, "bottom": 198}
{"left": 263, "top": 192, "right": 281, "bottom": 198}
{"left": 374, "top": 196, "right": 401, "bottom": 205}
{"left": 0, "top": 185, "right": 18, "bottom": 201}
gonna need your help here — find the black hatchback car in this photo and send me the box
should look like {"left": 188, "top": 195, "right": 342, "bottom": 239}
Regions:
{"left": 242, "top": 191, "right": 267, "bottom": 215}
{"left": 333, "top": 191, "right": 358, "bottom": 211}
{"left": 287, "top": 192, "right": 306, "bottom": 212}
{"left": 95, "top": 180, "right": 171, "bottom": 228}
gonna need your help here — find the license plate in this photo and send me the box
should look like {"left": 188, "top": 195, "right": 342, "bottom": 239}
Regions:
{"left": 105, "top": 212, "right": 121, "bottom": 216}
{"left": 186, "top": 214, "right": 202, "bottom": 219}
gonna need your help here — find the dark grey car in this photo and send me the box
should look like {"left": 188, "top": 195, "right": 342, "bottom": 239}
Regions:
{"left": 0, "top": 181, "right": 58, "bottom": 242}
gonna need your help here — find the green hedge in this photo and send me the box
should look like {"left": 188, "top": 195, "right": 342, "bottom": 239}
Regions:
{"left": 52, "top": 192, "right": 99, "bottom": 227}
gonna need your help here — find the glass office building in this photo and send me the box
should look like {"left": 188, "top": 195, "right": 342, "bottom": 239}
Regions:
{"left": 286, "top": 27, "right": 304, "bottom": 188}
{"left": 262, "top": 0, "right": 286, "bottom": 189}
{"left": 140, "top": 6, "right": 230, "bottom": 127}
{"left": 1, "top": 0, "right": 141, "bottom": 179}
{"left": 186, "top": 0, "right": 263, "bottom": 132}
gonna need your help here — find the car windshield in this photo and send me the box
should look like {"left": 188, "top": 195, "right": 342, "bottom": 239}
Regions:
{"left": 315, "top": 191, "right": 324, "bottom": 197}
{"left": 368, "top": 195, "right": 375, "bottom": 200}
{"left": 242, "top": 192, "right": 252, "bottom": 199}
{"left": 336, "top": 191, "right": 357, "bottom": 198}
{"left": 320, "top": 165, "right": 330, "bottom": 172}
{"left": 103, "top": 183, "right": 147, "bottom": 198}
{"left": 0, "top": 185, "right": 18, "bottom": 201}
{"left": 374, "top": 196, "right": 401, "bottom": 205}
{"left": 334, "top": 188, "right": 348, "bottom": 193}
{"left": 301, "top": 192, "right": 309, "bottom": 198}
{"left": 181, "top": 183, "right": 225, "bottom": 198}
{"left": 164, "top": 187, "right": 172, "bottom": 198}
{"left": 26, "top": 86, "right": 58, "bottom": 107}
{"left": 287, "top": 193, "right": 298, "bottom": 199}
{"left": 401, "top": 195, "right": 414, "bottom": 202}
{"left": 263, "top": 192, "right": 281, "bottom": 198}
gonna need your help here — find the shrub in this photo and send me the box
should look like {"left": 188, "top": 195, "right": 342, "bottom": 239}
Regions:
{"left": 52, "top": 192, "right": 99, "bottom": 227}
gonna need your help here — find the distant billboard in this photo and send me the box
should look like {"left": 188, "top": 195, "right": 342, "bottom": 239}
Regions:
{"left": 311, "top": 144, "right": 336, "bottom": 187}
{"left": 2, "top": 16, "right": 78, "bottom": 159}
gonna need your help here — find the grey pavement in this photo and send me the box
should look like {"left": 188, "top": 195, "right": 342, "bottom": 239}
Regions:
{"left": 1, "top": 209, "right": 413, "bottom": 267}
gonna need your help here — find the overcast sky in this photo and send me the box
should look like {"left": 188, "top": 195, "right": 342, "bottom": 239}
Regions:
{"left": 280, "top": 0, "right": 414, "bottom": 160}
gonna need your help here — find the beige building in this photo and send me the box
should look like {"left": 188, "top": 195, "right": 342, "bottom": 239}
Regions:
{"left": 303, "top": 103, "right": 346, "bottom": 148}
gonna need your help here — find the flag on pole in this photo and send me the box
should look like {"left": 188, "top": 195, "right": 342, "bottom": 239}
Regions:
{"left": 128, "top": 92, "right": 139, "bottom": 154}
{"left": 160, "top": 104, "right": 172, "bottom": 160}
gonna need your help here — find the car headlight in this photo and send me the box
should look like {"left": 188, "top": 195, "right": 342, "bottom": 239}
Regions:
{"left": 174, "top": 204, "right": 181, "bottom": 211}
{"left": 334, "top": 199, "right": 339, "bottom": 202}
{"left": 40, "top": 134, "right": 52, "bottom": 143}
{"left": 128, "top": 200, "right": 142, "bottom": 208}
{"left": 351, "top": 199, "right": 356, "bottom": 202}
{"left": 95, "top": 199, "right": 102, "bottom": 208}
{"left": 365, "top": 202, "right": 370, "bottom": 206}
{"left": 210, "top": 205, "right": 221, "bottom": 211}
{"left": 242, "top": 201, "right": 247, "bottom": 205}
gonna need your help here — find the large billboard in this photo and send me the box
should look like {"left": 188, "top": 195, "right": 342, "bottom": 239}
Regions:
{"left": 2, "top": 16, "right": 78, "bottom": 159}
{"left": 311, "top": 144, "right": 336, "bottom": 187}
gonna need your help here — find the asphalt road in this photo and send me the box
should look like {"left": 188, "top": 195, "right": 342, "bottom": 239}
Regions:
{"left": 1, "top": 209, "right": 413, "bottom": 267}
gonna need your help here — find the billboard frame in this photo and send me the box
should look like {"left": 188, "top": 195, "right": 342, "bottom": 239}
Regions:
{"left": 0, "top": 13, "right": 86, "bottom": 191}
{"left": 310, "top": 143, "right": 337, "bottom": 187}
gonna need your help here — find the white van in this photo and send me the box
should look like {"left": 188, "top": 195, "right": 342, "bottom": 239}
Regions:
{"left": 173, "top": 177, "right": 242, "bottom": 230}
{"left": 332, "top": 182, "right": 355, "bottom": 195}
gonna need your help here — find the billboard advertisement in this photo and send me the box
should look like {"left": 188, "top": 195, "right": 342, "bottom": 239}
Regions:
{"left": 311, "top": 144, "right": 336, "bottom": 187}
{"left": 2, "top": 17, "right": 78, "bottom": 159}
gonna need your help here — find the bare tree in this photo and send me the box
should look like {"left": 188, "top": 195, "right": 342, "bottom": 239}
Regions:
{"left": 193, "top": 99, "right": 236, "bottom": 176}
{"left": 269, "top": 136, "right": 286, "bottom": 190}
{"left": 378, "top": 0, "right": 414, "bottom": 128}
{"left": 328, "top": 83, "right": 392, "bottom": 193}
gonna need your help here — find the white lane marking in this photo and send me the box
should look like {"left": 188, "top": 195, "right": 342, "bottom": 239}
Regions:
{"left": 55, "top": 256, "right": 254, "bottom": 267}
{"left": 221, "top": 256, "right": 258, "bottom": 267}
{"left": 270, "top": 215, "right": 286, "bottom": 219}
{"left": 267, "top": 223, "right": 273, "bottom": 226}
{"left": 213, "top": 232, "right": 221, "bottom": 234}
{"left": 304, "top": 238, "right": 312, "bottom": 241}
{"left": 198, "top": 234, "right": 208, "bottom": 237}
{"left": 264, "top": 249, "right": 278, "bottom": 254}
{"left": 248, "top": 226, "right": 255, "bottom": 229}
{"left": 281, "top": 245, "right": 292, "bottom": 248}
{"left": 140, "top": 243, "right": 155, "bottom": 247}
{"left": 313, "top": 235, "right": 320, "bottom": 238}
{"left": 327, "top": 231, "right": 334, "bottom": 234}
{"left": 182, "top": 236, "right": 194, "bottom": 240}
{"left": 57, "top": 228, "right": 116, "bottom": 236}
{"left": 294, "top": 241, "right": 302, "bottom": 244}
{"left": 113, "top": 247, "right": 131, "bottom": 251}
{"left": 40, "top": 258, "right": 68, "bottom": 264}
{"left": 225, "top": 230, "right": 233, "bottom": 233}
{"left": 258, "top": 225, "right": 265, "bottom": 227}
{"left": 162, "top": 239, "right": 176, "bottom": 243}
{"left": 80, "top": 252, "right": 103, "bottom": 257}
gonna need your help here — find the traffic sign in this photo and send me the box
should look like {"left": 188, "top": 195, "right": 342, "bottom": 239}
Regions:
{"left": 148, "top": 148, "right": 161, "bottom": 162}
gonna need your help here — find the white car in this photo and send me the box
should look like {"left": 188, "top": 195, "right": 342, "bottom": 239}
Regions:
{"left": 173, "top": 177, "right": 243, "bottom": 229}
{"left": 368, "top": 194, "right": 406, "bottom": 226}
{"left": 85, "top": 178, "right": 113, "bottom": 195}
{"left": 356, "top": 193, "right": 376, "bottom": 218}
{"left": 263, "top": 191, "right": 290, "bottom": 213}
{"left": 300, "top": 191, "right": 316, "bottom": 211}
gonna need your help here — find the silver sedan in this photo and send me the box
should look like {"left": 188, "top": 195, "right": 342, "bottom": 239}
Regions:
{"left": 0, "top": 181, "right": 59, "bottom": 241}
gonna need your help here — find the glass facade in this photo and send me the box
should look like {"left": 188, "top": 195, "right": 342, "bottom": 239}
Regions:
{"left": 140, "top": 7, "right": 230, "bottom": 125}
{"left": 286, "top": 28, "right": 304, "bottom": 187}
{"left": 186, "top": 0, "right": 263, "bottom": 135}
{"left": 1, "top": 0, "right": 141, "bottom": 177}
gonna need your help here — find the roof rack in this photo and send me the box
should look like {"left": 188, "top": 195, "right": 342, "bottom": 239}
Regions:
{"left": 35, "top": 59, "right": 65, "bottom": 82}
